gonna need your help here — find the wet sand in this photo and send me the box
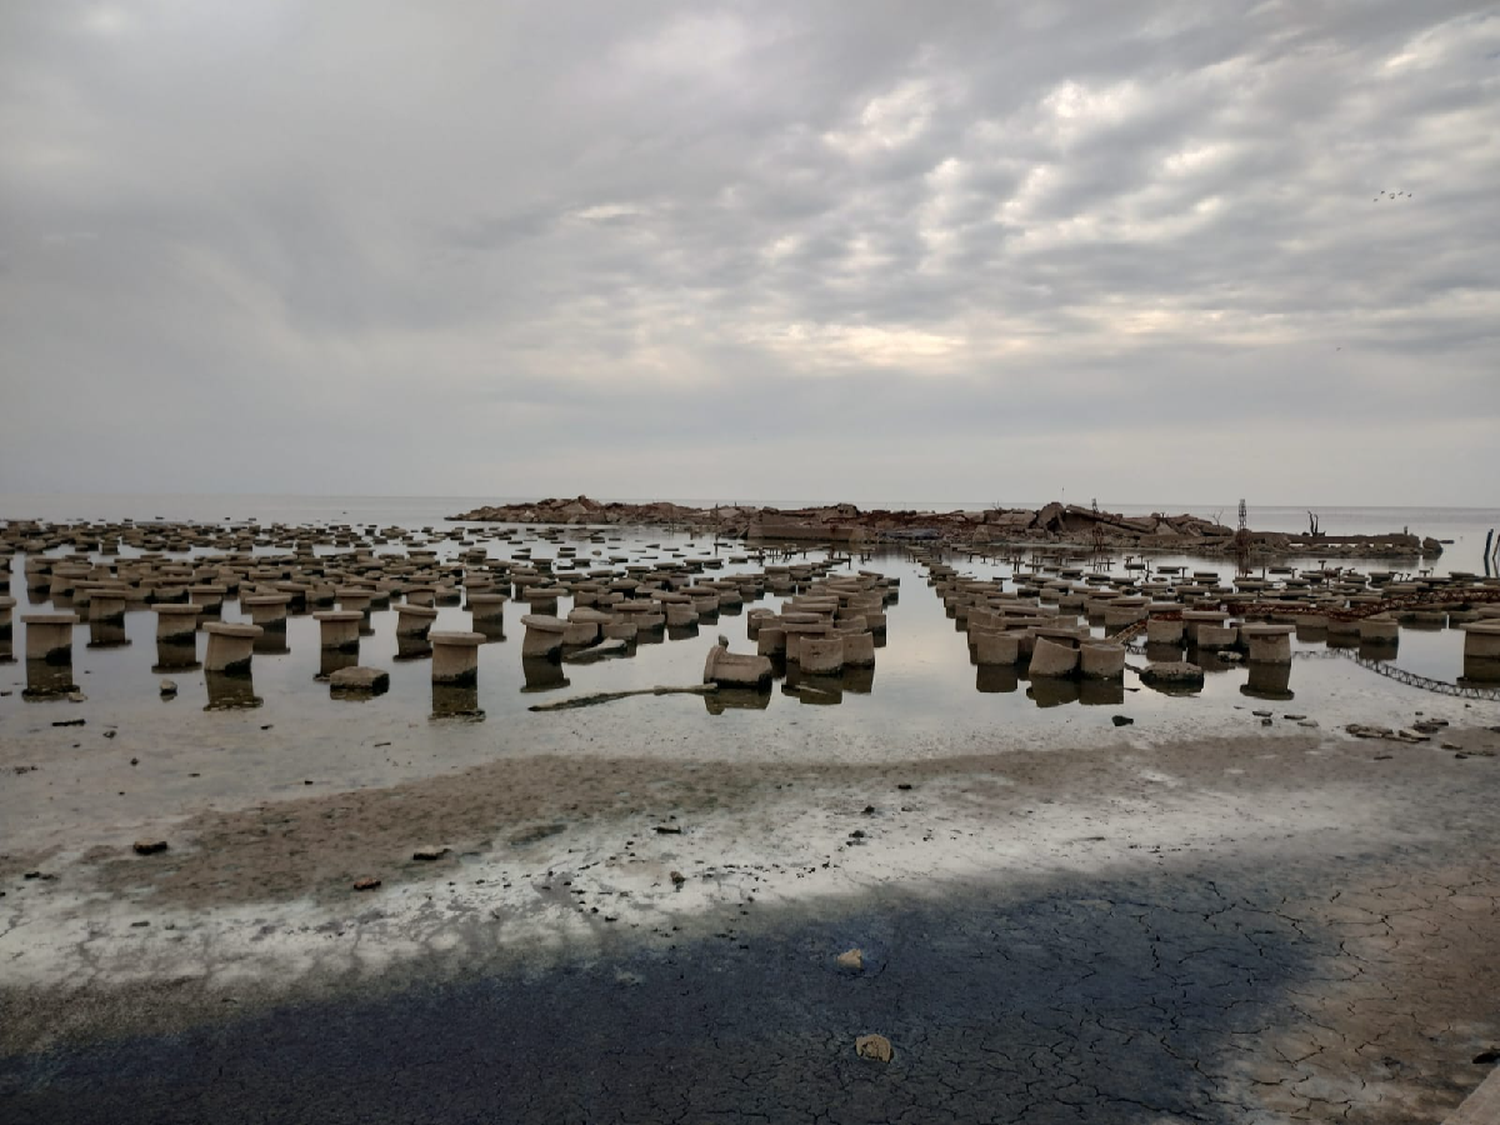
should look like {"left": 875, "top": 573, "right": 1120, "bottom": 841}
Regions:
{"left": 4, "top": 716, "right": 1500, "bottom": 1122}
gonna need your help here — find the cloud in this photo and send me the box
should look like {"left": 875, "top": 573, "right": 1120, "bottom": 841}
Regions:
{"left": 0, "top": 0, "right": 1496, "bottom": 505}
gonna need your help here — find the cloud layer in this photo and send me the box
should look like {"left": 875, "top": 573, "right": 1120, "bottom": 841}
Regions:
{"left": 2, "top": 1, "right": 1497, "bottom": 505}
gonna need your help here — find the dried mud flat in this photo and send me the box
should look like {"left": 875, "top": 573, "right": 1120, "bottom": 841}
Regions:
{"left": 3, "top": 715, "right": 1500, "bottom": 1123}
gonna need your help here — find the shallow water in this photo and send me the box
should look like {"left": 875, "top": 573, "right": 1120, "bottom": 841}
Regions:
{"left": 2, "top": 522, "right": 1491, "bottom": 820}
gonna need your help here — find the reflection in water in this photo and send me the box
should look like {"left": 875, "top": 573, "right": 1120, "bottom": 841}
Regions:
{"left": 1144, "top": 642, "right": 1186, "bottom": 665}
{"left": 976, "top": 665, "right": 1020, "bottom": 694}
{"left": 1241, "top": 662, "right": 1294, "bottom": 701}
{"left": 253, "top": 627, "right": 290, "bottom": 655}
{"left": 473, "top": 619, "right": 506, "bottom": 644}
{"left": 1187, "top": 646, "right": 1235, "bottom": 673}
{"left": 667, "top": 623, "right": 700, "bottom": 643}
{"left": 782, "top": 674, "right": 842, "bottom": 705}
{"left": 1462, "top": 655, "right": 1500, "bottom": 685}
{"left": 842, "top": 666, "right": 875, "bottom": 695}
{"left": 88, "top": 620, "right": 131, "bottom": 649}
{"left": 204, "top": 671, "right": 262, "bottom": 711}
{"left": 152, "top": 638, "right": 201, "bottom": 673}
{"left": 431, "top": 682, "right": 484, "bottom": 719}
{"left": 1358, "top": 641, "right": 1396, "bottom": 663}
{"left": 520, "top": 656, "right": 570, "bottom": 693}
{"left": 1026, "top": 676, "right": 1080, "bottom": 708}
{"left": 317, "top": 649, "right": 359, "bottom": 681}
{"left": 704, "top": 686, "right": 772, "bottom": 714}
{"left": 1078, "top": 678, "right": 1125, "bottom": 707}
{"left": 23, "top": 659, "right": 77, "bottom": 698}
{"left": 394, "top": 635, "right": 432, "bottom": 662}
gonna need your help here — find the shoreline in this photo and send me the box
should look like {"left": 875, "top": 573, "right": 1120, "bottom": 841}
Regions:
{"left": 448, "top": 495, "right": 1453, "bottom": 561}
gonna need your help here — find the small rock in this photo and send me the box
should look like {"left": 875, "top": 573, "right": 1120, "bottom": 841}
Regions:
{"left": 836, "top": 947, "right": 864, "bottom": 971}
{"left": 52, "top": 718, "right": 85, "bottom": 728}
{"left": 855, "top": 1034, "right": 894, "bottom": 1063}
{"left": 1441, "top": 741, "right": 1461, "bottom": 751}
{"left": 669, "top": 870, "right": 686, "bottom": 887}
{"left": 353, "top": 877, "right": 382, "bottom": 891}
{"left": 67, "top": 691, "right": 87, "bottom": 703}
{"left": 133, "top": 839, "right": 169, "bottom": 855}
{"left": 103, "top": 729, "right": 117, "bottom": 739}
{"left": 159, "top": 679, "right": 178, "bottom": 696}
{"left": 1261, "top": 717, "right": 1273, "bottom": 726}
{"left": 1252, "top": 710, "right": 1272, "bottom": 718}
{"left": 412, "top": 846, "right": 450, "bottom": 861}
{"left": 1112, "top": 715, "right": 1134, "bottom": 727}
{"left": 1298, "top": 719, "right": 1320, "bottom": 729}
{"left": 897, "top": 783, "right": 912, "bottom": 791}
{"left": 1285, "top": 714, "right": 1307, "bottom": 721}
{"left": 654, "top": 825, "right": 682, "bottom": 835}
{"left": 861, "top": 805, "right": 876, "bottom": 815}
{"left": 130, "top": 757, "right": 139, "bottom": 766}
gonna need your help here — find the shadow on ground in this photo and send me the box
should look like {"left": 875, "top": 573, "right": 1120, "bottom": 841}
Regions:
{"left": 0, "top": 861, "right": 1350, "bottom": 1125}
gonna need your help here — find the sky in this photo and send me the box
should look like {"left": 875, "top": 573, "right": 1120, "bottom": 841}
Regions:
{"left": 1, "top": 1, "right": 1497, "bottom": 509}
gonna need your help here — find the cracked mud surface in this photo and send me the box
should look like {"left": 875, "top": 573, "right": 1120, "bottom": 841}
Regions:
{"left": 4, "top": 718, "right": 1500, "bottom": 1122}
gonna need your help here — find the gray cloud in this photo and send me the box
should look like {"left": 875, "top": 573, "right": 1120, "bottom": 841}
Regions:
{"left": 1, "top": 0, "right": 1496, "bottom": 506}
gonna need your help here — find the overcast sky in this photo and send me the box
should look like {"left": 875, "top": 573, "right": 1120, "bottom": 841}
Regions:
{"left": 2, "top": 2, "right": 1496, "bottom": 508}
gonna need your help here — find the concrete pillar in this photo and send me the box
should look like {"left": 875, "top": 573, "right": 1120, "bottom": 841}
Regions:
{"left": 1195, "top": 624, "right": 1240, "bottom": 651}
{"left": 1146, "top": 618, "right": 1185, "bottom": 646}
{"left": 1241, "top": 624, "right": 1294, "bottom": 665}
{"left": 520, "top": 614, "right": 569, "bottom": 659}
{"left": 314, "top": 610, "right": 363, "bottom": 652}
{"left": 1029, "top": 636, "right": 1079, "bottom": 678}
{"left": 430, "top": 630, "right": 483, "bottom": 685}
{"left": 395, "top": 603, "right": 439, "bottom": 638}
{"left": 0, "top": 595, "right": 16, "bottom": 650}
{"left": 23, "top": 613, "right": 78, "bottom": 663}
{"left": 757, "top": 625, "right": 787, "bottom": 657}
{"left": 336, "top": 588, "right": 374, "bottom": 614}
{"left": 88, "top": 590, "right": 127, "bottom": 624}
{"left": 154, "top": 604, "right": 202, "bottom": 642}
{"left": 973, "top": 632, "right": 1021, "bottom": 667}
{"left": 203, "top": 622, "right": 262, "bottom": 675}
{"left": 1358, "top": 618, "right": 1400, "bottom": 646}
{"left": 1079, "top": 642, "right": 1126, "bottom": 679}
{"left": 1461, "top": 622, "right": 1500, "bottom": 660}
{"left": 186, "top": 585, "right": 227, "bottom": 613}
{"left": 841, "top": 631, "right": 876, "bottom": 668}
{"left": 243, "top": 594, "right": 293, "bottom": 631}
{"left": 467, "top": 592, "right": 509, "bottom": 622}
{"left": 801, "top": 635, "right": 845, "bottom": 675}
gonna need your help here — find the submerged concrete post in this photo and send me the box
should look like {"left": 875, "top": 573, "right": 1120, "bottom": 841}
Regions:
{"left": 203, "top": 622, "right": 262, "bottom": 675}
{"left": 520, "top": 614, "right": 569, "bottom": 659}
{"left": 395, "top": 603, "right": 440, "bottom": 638}
{"left": 430, "top": 630, "right": 483, "bottom": 685}
{"left": 154, "top": 604, "right": 202, "bottom": 642}
{"left": 467, "top": 592, "right": 509, "bottom": 623}
{"left": 1241, "top": 624, "right": 1294, "bottom": 665}
{"left": 23, "top": 613, "right": 78, "bottom": 664}
{"left": 88, "top": 590, "right": 127, "bottom": 624}
{"left": 1029, "top": 636, "right": 1079, "bottom": 678}
{"left": 243, "top": 594, "right": 293, "bottom": 631}
{"left": 314, "top": 610, "right": 363, "bottom": 652}
{"left": 1079, "top": 642, "right": 1126, "bottom": 679}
